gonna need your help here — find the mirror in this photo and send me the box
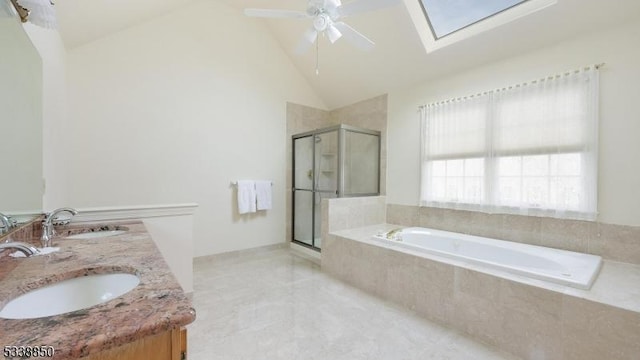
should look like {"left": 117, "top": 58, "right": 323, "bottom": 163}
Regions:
{"left": 0, "top": 0, "right": 43, "bottom": 215}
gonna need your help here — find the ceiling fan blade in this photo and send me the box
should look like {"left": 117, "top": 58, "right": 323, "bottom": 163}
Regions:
{"left": 325, "top": 0, "right": 342, "bottom": 11}
{"left": 325, "top": 23, "right": 343, "bottom": 43}
{"left": 337, "top": 0, "right": 399, "bottom": 17}
{"left": 244, "top": 8, "right": 308, "bottom": 19}
{"left": 295, "top": 27, "right": 319, "bottom": 54}
{"left": 332, "top": 22, "right": 375, "bottom": 51}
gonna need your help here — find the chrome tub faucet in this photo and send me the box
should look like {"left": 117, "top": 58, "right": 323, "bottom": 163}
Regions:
{"left": 41, "top": 208, "right": 78, "bottom": 247}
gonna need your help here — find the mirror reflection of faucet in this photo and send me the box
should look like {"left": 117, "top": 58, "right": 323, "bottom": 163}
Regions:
{"left": 0, "top": 242, "right": 39, "bottom": 257}
{"left": 0, "top": 212, "right": 17, "bottom": 236}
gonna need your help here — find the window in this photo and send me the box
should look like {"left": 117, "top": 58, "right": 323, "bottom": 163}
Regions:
{"left": 420, "top": 67, "right": 599, "bottom": 220}
{"left": 420, "top": 0, "right": 527, "bottom": 39}
{"left": 402, "top": 0, "right": 557, "bottom": 53}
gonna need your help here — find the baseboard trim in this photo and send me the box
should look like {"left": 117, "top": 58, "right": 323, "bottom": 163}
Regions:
{"left": 193, "top": 242, "right": 288, "bottom": 264}
{"left": 290, "top": 242, "right": 321, "bottom": 264}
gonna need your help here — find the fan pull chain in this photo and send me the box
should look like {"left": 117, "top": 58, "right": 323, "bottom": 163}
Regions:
{"left": 315, "top": 35, "right": 320, "bottom": 75}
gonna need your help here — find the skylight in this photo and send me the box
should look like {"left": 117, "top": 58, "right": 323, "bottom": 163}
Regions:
{"left": 402, "top": 0, "right": 557, "bottom": 53}
{"left": 420, "top": 0, "right": 528, "bottom": 39}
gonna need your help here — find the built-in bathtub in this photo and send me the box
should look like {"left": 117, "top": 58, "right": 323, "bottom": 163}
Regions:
{"left": 322, "top": 197, "right": 640, "bottom": 359}
{"left": 373, "top": 227, "right": 602, "bottom": 289}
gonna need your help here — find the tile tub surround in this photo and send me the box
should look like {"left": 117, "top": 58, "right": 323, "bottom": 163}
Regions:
{"left": 387, "top": 204, "right": 640, "bottom": 265}
{"left": 0, "top": 221, "right": 195, "bottom": 359}
{"left": 322, "top": 225, "right": 640, "bottom": 360}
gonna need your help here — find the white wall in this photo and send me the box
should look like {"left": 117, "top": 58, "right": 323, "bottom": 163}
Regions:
{"left": 22, "top": 24, "right": 69, "bottom": 210}
{"left": 23, "top": 26, "right": 197, "bottom": 293}
{"left": 143, "top": 214, "right": 194, "bottom": 292}
{"left": 64, "top": 0, "right": 326, "bottom": 256}
{"left": 387, "top": 19, "right": 640, "bottom": 227}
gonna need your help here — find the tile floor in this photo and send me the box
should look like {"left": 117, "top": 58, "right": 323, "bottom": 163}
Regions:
{"left": 188, "top": 247, "right": 518, "bottom": 360}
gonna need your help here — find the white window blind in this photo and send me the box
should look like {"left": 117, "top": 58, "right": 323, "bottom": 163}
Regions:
{"left": 420, "top": 67, "right": 599, "bottom": 220}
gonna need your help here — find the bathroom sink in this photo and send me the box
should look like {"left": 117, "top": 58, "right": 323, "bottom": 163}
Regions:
{"left": 0, "top": 273, "right": 140, "bottom": 319}
{"left": 64, "top": 226, "right": 129, "bottom": 240}
{"left": 65, "top": 230, "right": 127, "bottom": 239}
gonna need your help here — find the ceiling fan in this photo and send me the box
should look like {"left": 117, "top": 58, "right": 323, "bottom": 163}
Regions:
{"left": 244, "top": 0, "right": 399, "bottom": 54}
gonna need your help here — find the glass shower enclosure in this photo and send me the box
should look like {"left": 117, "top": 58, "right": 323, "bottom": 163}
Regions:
{"left": 292, "top": 124, "right": 381, "bottom": 250}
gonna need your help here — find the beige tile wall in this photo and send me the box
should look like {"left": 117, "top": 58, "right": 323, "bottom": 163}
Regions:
{"left": 387, "top": 204, "right": 640, "bottom": 265}
{"left": 320, "top": 196, "right": 387, "bottom": 245}
{"left": 286, "top": 95, "right": 388, "bottom": 243}
{"left": 329, "top": 94, "right": 387, "bottom": 195}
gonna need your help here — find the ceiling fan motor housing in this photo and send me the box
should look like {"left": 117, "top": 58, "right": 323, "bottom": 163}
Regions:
{"left": 313, "top": 13, "right": 330, "bottom": 31}
{"left": 244, "top": 0, "right": 382, "bottom": 54}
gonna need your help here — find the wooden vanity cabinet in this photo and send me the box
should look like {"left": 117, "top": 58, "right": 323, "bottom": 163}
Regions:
{"left": 84, "top": 328, "right": 187, "bottom": 360}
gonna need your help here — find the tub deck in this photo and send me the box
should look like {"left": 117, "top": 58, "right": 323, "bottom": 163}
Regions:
{"left": 374, "top": 227, "right": 602, "bottom": 290}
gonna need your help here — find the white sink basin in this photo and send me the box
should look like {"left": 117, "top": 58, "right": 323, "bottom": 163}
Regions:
{"left": 65, "top": 230, "right": 128, "bottom": 239}
{"left": 0, "top": 273, "right": 140, "bottom": 319}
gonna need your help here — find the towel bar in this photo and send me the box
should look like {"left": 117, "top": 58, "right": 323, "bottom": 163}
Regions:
{"left": 230, "top": 181, "right": 273, "bottom": 186}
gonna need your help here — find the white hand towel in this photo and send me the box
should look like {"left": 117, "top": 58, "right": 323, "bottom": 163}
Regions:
{"left": 237, "top": 180, "right": 257, "bottom": 214}
{"left": 256, "top": 180, "right": 272, "bottom": 210}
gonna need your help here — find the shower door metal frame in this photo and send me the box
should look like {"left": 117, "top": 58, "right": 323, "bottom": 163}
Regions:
{"left": 292, "top": 124, "right": 381, "bottom": 251}
{"left": 292, "top": 127, "right": 340, "bottom": 251}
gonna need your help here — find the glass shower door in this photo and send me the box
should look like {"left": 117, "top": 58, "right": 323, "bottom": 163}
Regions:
{"left": 293, "top": 131, "right": 338, "bottom": 250}
{"left": 293, "top": 136, "right": 314, "bottom": 247}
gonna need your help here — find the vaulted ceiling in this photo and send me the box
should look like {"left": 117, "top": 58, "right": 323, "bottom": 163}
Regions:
{"left": 56, "top": 0, "right": 640, "bottom": 109}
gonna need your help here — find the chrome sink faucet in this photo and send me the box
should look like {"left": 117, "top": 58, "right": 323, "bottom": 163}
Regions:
{"left": 41, "top": 208, "right": 78, "bottom": 247}
{"left": 0, "top": 212, "right": 16, "bottom": 235}
{"left": 0, "top": 242, "right": 38, "bottom": 257}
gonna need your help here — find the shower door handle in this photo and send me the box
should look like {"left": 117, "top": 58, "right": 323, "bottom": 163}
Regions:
{"left": 293, "top": 188, "right": 338, "bottom": 195}
{"left": 314, "top": 190, "right": 337, "bottom": 194}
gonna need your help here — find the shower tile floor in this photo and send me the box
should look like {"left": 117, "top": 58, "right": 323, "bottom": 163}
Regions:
{"left": 188, "top": 248, "right": 518, "bottom": 360}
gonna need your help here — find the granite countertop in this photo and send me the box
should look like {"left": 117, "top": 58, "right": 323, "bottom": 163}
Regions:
{"left": 0, "top": 221, "right": 196, "bottom": 359}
